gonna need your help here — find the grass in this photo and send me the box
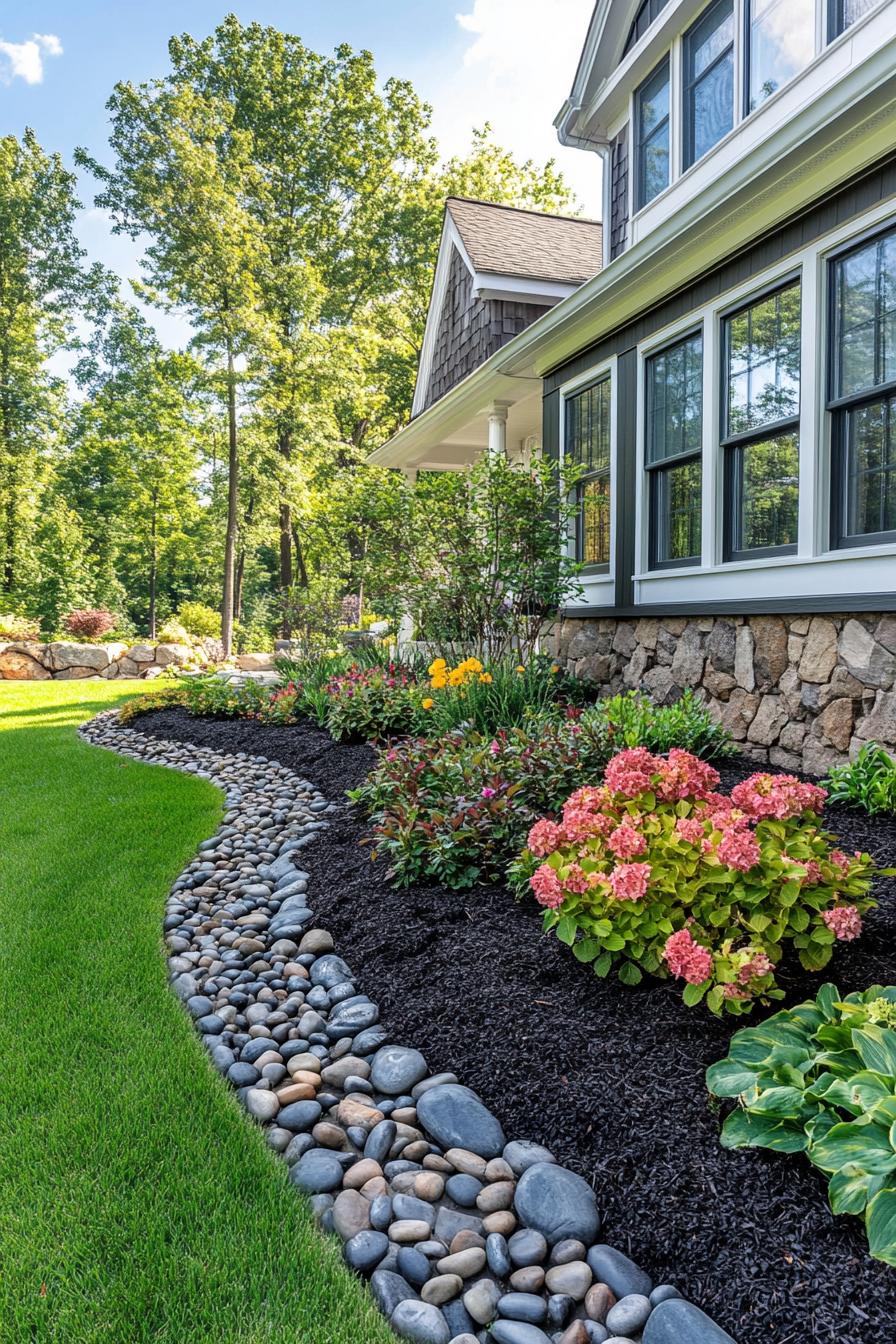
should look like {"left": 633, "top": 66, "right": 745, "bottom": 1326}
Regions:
{"left": 0, "top": 680, "right": 396, "bottom": 1344}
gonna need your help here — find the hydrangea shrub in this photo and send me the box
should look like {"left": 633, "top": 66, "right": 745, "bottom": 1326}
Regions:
{"left": 515, "top": 748, "right": 881, "bottom": 1014}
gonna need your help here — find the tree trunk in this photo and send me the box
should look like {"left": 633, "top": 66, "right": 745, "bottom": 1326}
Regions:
{"left": 278, "top": 428, "right": 293, "bottom": 637}
{"left": 235, "top": 548, "right": 245, "bottom": 620}
{"left": 148, "top": 492, "right": 158, "bottom": 640}
{"left": 221, "top": 348, "right": 239, "bottom": 657}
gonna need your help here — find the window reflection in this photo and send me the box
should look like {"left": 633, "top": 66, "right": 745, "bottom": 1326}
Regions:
{"left": 684, "top": 0, "right": 734, "bottom": 169}
{"left": 748, "top": 0, "right": 815, "bottom": 111}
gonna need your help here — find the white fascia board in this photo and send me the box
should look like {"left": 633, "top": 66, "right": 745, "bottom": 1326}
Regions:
{"left": 471, "top": 273, "right": 578, "bottom": 304}
{"left": 557, "top": 0, "right": 627, "bottom": 140}
{"left": 411, "top": 214, "right": 476, "bottom": 418}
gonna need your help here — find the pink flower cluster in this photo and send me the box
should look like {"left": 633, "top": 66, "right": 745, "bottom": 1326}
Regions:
{"left": 663, "top": 928, "right": 713, "bottom": 984}
{"left": 527, "top": 818, "right": 562, "bottom": 857}
{"left": 603, "top": 748, "right": 720, "bottom": 802}
{"left": 609, "top": 862, "right": 652, "bottom": 902}
{"left": 737, "top": 951, "right": 774, "bottom": 984}
{"left": 675, "top": 816, "right": 706, "bottom": 845}
{"left": 822, "top": 905, "right": 863, "bottom": 940}
{"left": 717, "top": 828, "right": 762, "bottom": 872}
{"left": 530, "top": 863, "right": 564, "bottom": 909}
{"left": 730, "top": 773, "right": 826, "bottom": 821}
{"left": 608, "top": 823, "right": 647, "bottom": 859}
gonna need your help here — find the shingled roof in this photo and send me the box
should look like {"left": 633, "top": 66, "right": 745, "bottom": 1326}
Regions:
{"left": 446, "top": 197, "right": 602, "bottom": 286}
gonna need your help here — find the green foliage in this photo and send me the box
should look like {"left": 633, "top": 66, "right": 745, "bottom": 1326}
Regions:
{"left": 176, "top": 602, "right": 221, "bottom": 639}
{"left": 324, "top": 663, "right": 424, "bottom": 741}
{"left": 117, "top": 683, "right": 187, "bottom": 724}
{"left": 179, "top": 675, "right": 272, "bottom": 720}
{"left": 585, "top": 690, "right": 737, "bottom": 761}
{"left": 707, "top": 983, "right": 896, "bottom": 1265}
{"left": 0, "top": 613, "right": 40, "bottom": 640}
{"left": 825, "top": 742, "right": 896, "bottom": 815}
{"left": 516, "top": 752, "right": 881, "bottom": 1014}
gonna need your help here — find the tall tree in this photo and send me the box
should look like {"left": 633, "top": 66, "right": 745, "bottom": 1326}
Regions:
{"left": 0, "top": 131, "right": 89, "bottom": 602}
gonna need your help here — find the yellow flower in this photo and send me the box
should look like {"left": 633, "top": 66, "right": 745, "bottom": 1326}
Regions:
{"left": 516, "top": 664, "right": 526, "bottom": 674}
{"left": 551, "top": 664, "right": 560, "bottom": 674}
{"left": 421, "top": 697, "right": 434, "bottom": 709}
{"left": 428, "top": 658, "right": 447, "bottom": 676}
{"left": 463, "top": 657, "right": 483, "bottom": 674}
{"left": 430, "top": 673, "right": 448, "bottom": 690}
{"left": 448, "top": 668, "right": 465, "bottom": 686}
{"left": 478, "top": 673, "right": 493, "bottom": 684}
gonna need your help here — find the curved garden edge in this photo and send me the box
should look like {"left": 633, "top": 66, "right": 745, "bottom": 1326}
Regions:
{"left": 79, "top": 709, "right": 737, "bottom": 1344}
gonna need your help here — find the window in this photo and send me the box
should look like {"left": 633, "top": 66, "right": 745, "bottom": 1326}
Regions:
{"left": 722, "top": 280, "right": 801, "bottom": 558}
{"left": 623, "top": 0, "right": 672, "bottom": 55}
{"left": 830, "top": 227, "right": 896, "bottom": 546}
{"left": 747, "top": 0, "right": 815, "bottom": 112}
{"left": 829, "top": 0, "right": 879, "bottom": 40}
{"left": 646, "top": 333, "right": 703, "bottom": 566}
{"left": 635, "top": 59, "right": 670, "bottom": 209}
{"left": 683, "top": 0, "right": 734, "bottom": 170}
{"left": 566, "top": 377, "right": 611, "bottom": 568}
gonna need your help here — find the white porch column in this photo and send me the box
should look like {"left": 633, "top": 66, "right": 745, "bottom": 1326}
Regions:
{"left": 487, "top": 401, "right": 511, "bottom": 459}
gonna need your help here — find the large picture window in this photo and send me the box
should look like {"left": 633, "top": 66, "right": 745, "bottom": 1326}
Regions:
{"left": 683, "top": 0, "right": 734, "bottom": 171}
{"left": 722, "top": 280, "right": 801, "bottom": 559}
{"left": 635, "top": 58, "right": 670, "bottom": 209}
{"left": 566, "top": 376, "right": 611, "bottom": 569}
{"left": 646, "top": 333, "right": 703, "bottom": 567}
{"left": 830, "top": 227, "right": 896, "bottom": 547}
{"left": 747, "top": 0, "right": 815, "bottom": 112}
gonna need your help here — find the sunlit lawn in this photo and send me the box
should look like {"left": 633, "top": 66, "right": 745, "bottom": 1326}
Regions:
{"left": 0, "top": 679, "right": 394, "bottom": 1344}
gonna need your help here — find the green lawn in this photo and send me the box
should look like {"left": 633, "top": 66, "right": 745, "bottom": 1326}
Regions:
{"left": 0, "top": 680, "right": 395, "bottom": 1344}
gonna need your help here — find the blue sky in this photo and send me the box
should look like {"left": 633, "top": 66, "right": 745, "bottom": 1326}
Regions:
{"left": 0, "top": 1, "right": 599, "bottom": 352}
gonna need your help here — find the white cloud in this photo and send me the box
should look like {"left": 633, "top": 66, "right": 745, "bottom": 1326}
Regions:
{"left": 430, "top": 0, "right": 600, "bottom": 213}
{"left": 0, "top": 32, "right": 63, "bottom": 85}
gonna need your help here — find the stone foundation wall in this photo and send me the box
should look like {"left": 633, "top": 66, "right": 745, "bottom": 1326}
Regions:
{"left": 551, "top": 613, "right": 896, "bottom": 774}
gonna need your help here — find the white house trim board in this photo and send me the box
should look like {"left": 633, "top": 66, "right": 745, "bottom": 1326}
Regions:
{"left": 471, "top": 274, "right": 577, "bottom": 304}
{"left": 412, "top": 214, "right": 476, "bottom": 418}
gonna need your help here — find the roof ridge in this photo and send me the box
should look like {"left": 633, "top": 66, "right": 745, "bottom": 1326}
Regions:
{"left": 445, "top": 195, "right": 601, "bottom": 227}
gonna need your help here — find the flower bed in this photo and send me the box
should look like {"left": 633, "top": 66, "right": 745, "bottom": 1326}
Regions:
{"left": 130, "top": 706, "right": 896, "bottom": 1344}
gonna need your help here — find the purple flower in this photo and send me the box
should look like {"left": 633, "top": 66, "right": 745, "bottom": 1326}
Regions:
{"left": 481, "top": 786, "right": 496, "bottom": 798}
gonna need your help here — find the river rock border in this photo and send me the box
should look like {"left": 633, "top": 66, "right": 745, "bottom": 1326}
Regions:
{"left": 81, "top": 711, "right": 737, "bottom": 1344}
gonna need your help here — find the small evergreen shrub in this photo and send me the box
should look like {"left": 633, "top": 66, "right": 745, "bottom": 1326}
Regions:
{"left": 824, "top": 743, "right": 896, "bottom": 815}
{"left": 514, "top": 748, "right": 880, "bottom": 1013}
{"left": 176, "top": 602, "right": 221, "bottom": 640}
{"left": 707, "top": 983, "right": 896, "bottom": 1264}
{"left": 63, "top": 608, "right": 116, "bottom": 640}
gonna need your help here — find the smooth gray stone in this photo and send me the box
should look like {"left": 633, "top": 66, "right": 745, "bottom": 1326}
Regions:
{"left": 416, "top": 1084, "right": 505, "bottom": 1160}
{"left": 289, "top": 1149, "right": 346, "bottom": 1193}
{"left": 546, "top": 1294, "right": 574, "bottom": 1329}
{"left": 503, "top": 1141, "right": 556, "bottom": 1175}
{"left": 446, "top": 1174, "right": 482, "bottom": 1207}
{"left": 605, "top": 1296, "right": 651, "bottom": 1336}
{"left": 366, "top": 1119, "right": 398, "bottom": 1165}
{"left": 326, "top": 1001, "right": 379, "bottom": 1039}
{"left": 344, "top": 1229, "right": 390, "bottom": 1276}
{"left": 371, "top": 1194, "right": 394, "bottom": 1231}
{"left": 435, "top": 1207, "right": 484, "bottom": 1245}
{"left": 489, "top": 1322, "right": 552, "bottom": 1344}
{"left": 371, "top": 1045, "right": 429, "bottom": 1096}
{"left": 310, "top": 953, "right": 354, "bottom": 989}
{"left": 397, "top": 1246, "right": 432, "bottom": 1287}
{"left": 371, "top": 1269, "right": 418, "bottom": 1318}
{"left": 585, "top": 1246, "right": 652, "bottom": 1301}
{"left": 277, "top": 1100, "right": 321, "bottom": 1132}
{"left": 442, "top": 1299, "right": 477, "bottom": 1338}
{"left": 583, "top": 1324, "right": 610, "bottom": 1343}
{"left": 393, "top": 1194, "right": 437, "bottom": 1229}
{"left": 514, "top": 1164, "right": 599, "bottom": 1246}
{"left": 412, "top": 1071, "right": 459, "bottom": 1098}
{"left": 496, "top": 1292, "right": 547, "bottom": 1323}
{"left": 353, "top": 1025, "right": 391, "bottom": 1054}
{"left": 390, "top": 1298, "right": 451, "bottom": 1344}
{"left": 463, "top": 1277, "right": 502, "bottom": 1325}
{"left": 486, "top": 1232, "right": 511, "bottom": 1277}
{"left": 642, "top": 1299, "right": 737, "bottom": 1344}
{"left": 507, "top": 1229, "right": 548, "bottom": 1268}
{"left": 649, "top": 1286, "right": 682, "bottom": 1307}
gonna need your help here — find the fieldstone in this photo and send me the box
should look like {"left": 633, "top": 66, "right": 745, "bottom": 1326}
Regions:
{"left": 0, "top": 649, "right": 51, "bottom": 679}
{"left": 391, "top": 1300, "right": 451, "bottom": 1344}
{"left": 751, "top": 616, "right": 788, "bottom": 688}
{"left": 126, "top": 642, "right": 155, "bottom": 663}
{"left": 799, "top": 617, "right": 838, "bottom": 683}
{"left": 817, "top": 697, "right": 855, "bottom": 751}
{"left": 670, "top": 624, "right": 704, "bottom": 686}
{"left": 422, "top": 1275, "right": 463, "bottom": 1306}
{"left": 746, "top": 694, "right": 787, "bottom": 746}
{"left": 371, "top": 1045, "right": 430, "bottom": 1096}
{"left": 416, "top": 1085, "right": 505, "bottom": 1159}
{"left": 503, "top": 1141, "right": 556, "bottom": 1175}
{"left": 640, "top": 664, "right": 677, "bottom": 704}
{"left": 734, "top": 626, "right": 755, "bottom": 691}
{"left": 514, "top": 1164, "right": 599, "bottom": 1246}
{"left": 585, "top": 1247, "right": 652, "bottom": 1301}
{"left": 47, "top": 641, "right": 113, "bottom": 672}
{"left": 545, "top": 1261, "right": 592, "bottom": 1300}
{"left": 839, "top": 619, "right": 894, "bottom": 687}
{"left": 497, "top": 1292, "right": 548, "bottom": 1323}
{"left": 706, "top": 620, "right": 736, "bottom": 672}
{"left": 463, "top": 1278, "right": 502, "bottom": 1325}
{"left": 489, "top": 1323, "right": 553, "bottom": 1344}
{"left": 717, "top": 688, "right": 760, "bottom": 739}
{"left": 642, "top": 1298, "right": 737, "bottom": 1343}
{"left": 332, "top": 1189, "right": 371, "bottom": 1240}
{"left": 605, "top": 1295, "right": 651, "bottom": 1336}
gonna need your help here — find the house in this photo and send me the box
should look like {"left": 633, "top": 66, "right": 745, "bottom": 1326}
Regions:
{"left": 370, "top": 0, "right": 896, "bottom": 774}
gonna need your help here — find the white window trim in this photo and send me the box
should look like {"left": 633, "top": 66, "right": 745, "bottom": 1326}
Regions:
{"left": 559, "top": 357, "right": 618, "bottom": 605}
{"left": 631, "top": 195, "right": 896, "bottom": 605}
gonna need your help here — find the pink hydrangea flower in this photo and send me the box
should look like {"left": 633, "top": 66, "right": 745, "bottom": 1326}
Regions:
{"left": 562, "top": 863, "right": 591, "bottom": 894}
{"left": 527, "top": 818, "right": 562, "bottom": 857}
{"left": 829, "top": 849, "right": 852, "bottom": 879}
{"left": 609, "top": 862, "right": 651, "bottom": 902}
{"left": 737, "top": 952, "right": 774, "bottom": 984}
{"left": 718, "top": 828, "right": 762, "bottom": 872}
{"left": 604, "top": 748, "right": 662, "bottom": 797}
{"left": 799, "top": 860, "right": 823, "bottom": 885}
{"left": 663, "top": 928, "right": 713, "bottom": 984}
{"left": 730, "top": 773, "right": 827, "bottom": 821}
{"left": 822, "top": 905, "right": 863, "bottom": 940}
{"left": 530, "top": 863, "right": 565, "bottom": 909}
{"left": 675, "top": 817, "right": 705, "bottom": 844}
{"left": 608, "top": 823, "right": 647, "bottom": 859}
{"left": 658, "top": 750, "right": 721, "bottom": 802}
{"left": 723, "top": 983, "right": 751, "bottom": 1000}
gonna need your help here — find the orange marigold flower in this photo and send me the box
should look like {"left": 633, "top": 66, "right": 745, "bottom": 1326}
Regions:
{"left": 421, "top": 697, "right": 434, "bottom": 710}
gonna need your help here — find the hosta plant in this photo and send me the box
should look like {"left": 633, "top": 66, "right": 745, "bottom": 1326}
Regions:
{"left": 513, "top": 748, "right": 880, "bottom": 1014}
{"left": 825, "top": 742, "right": 896, "bottom": 815}
{"left": 707, "top": 983, "right": 896, "bottom": 1264}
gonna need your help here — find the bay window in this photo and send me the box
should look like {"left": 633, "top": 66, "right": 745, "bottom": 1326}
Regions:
{"left": 831, "top": 227, "right": 896, "bottom": 546}
{"left": 645, "top": 333, "right": 703, "bottom": 567}
{"left": 635, "top": 58, "right": 670, "bottom": 209}
{"left": 566, "top": 376, "right": 612, "bottom": 569}
{"left": 683, "top": 0, "right": 734, "bottom": 170}
{"left": 722, "top": 280, "right": 801, "bottom": 559}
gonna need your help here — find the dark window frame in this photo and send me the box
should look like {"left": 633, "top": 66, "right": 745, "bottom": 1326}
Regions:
{"left": 645, "top": 330, "right": 704, "bottom": 570}
{"left": 683, "top": 0, "right": 735, "bottom": 172}
{"left": 827, "top": 220, "right": 896, "bottom": 550}
{"left": 827, "top": 0, "right": 879, "bottom": 43}
{"left": 634, "top": 56, "right": 671, "bottom": 212}
{"left": 623, "top": 0, "right": 672, "bottom": 56}
{"left": 720, "top": 274, "right": 802, "bottom": 562}
{"left": 565, "top": 373, "right": 613, "bottom": 574}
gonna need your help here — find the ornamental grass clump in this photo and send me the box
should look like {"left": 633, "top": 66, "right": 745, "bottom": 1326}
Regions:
{"left": 515, "top": 747, "right": 881, "bottom": 1014}
{"left": 707, "top": 983, "right": 896, "bottom": 1264}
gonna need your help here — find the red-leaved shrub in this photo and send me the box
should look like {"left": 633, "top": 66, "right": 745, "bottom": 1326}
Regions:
{"left": 63, "top": 608, "right": 116, "bottom": 640}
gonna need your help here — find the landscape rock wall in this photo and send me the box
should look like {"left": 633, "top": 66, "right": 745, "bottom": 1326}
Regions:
{"left": 0, "top": 640, "right": 195, "bottom": 681}
{"left": 551, "top": 613, "right": 896, "bottom": 774}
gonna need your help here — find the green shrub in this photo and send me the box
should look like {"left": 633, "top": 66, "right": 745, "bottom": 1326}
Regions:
{"left": 179, "top": 674, "right": 271, "bottom": 719}
{"left": 325, "top": 663, "right": 423, "bottom": 741}
{"left": 176, "top": 602, "right": 221, "bottom": 640}
{"left": 157, "top": 618, "right": 192, "bottom": 645}
{"left": 0, "top": 613, "right": 40, "bottom": 641}
{"left": 824, "top": 742, "right": 896, "bottom": 814}
{"left": 513, "top": 749, "right": 880, "bottom": 1013}
{"left": 707, "top": 983, "right": 896, "bottom": 1264}
{"left": 583, "top": 689, "right": 736, "bottom": 761}
{"left": 118, "top": 684, "right": 187, "bottom": 724}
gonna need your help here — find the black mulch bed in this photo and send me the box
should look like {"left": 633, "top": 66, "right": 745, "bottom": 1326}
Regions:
{"left": 134, "top": 707, "right": 896, "bottom": 1344}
